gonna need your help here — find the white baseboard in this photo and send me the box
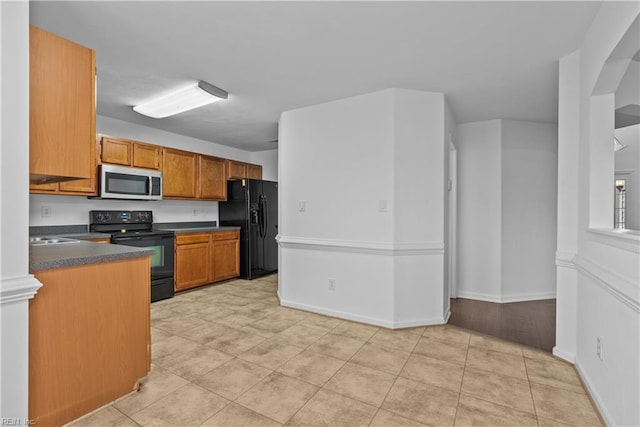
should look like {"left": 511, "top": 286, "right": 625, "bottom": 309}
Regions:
{"left": 574, "top": 356, "right": 615, "bottom": 427}
{"left": 456, "top": 290, "right": 556, "bottom": 303}
{"left": 279, "top": 298, "right": 448, "bottom": 329}
{"left": 552, "top": 346, "right": 575, "bottom": 363}
{"left": 277, "top": 235, "right": 444, "bottom": 256}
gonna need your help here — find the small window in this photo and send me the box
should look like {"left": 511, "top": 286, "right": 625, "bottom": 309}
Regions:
{"left": 614, "top": 179, "right": 627, "bottom": 229}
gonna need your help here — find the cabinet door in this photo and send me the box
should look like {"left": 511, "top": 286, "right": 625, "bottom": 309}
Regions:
{"left": 132, "top": 143, "right": 161, "bottom": 170}
{"left": 58, "top": 178, "right": 96, "bottom": 195}
{"left": 30, "top": 26, "right": 95, "bottom": 181}
{"left": 246, "top": 164, "right": 263, "bottom": 180}
{"left": 227, "top": 161, "right": 247, "bottom": 180}
{"left": 30, "top": 182, "right": 58, "bottom": 193}
{"left": 100, "top": 137, "right": 131, "bottom": 166}
{"left": 212, "top": 231, "right": 240, "bottom": 282}
{"left": 175, "top": 240, "right": 211, "bottom": 291}
{"left": 30, "top": 178, "right": 96, "bottom": 195}
{"left": 199, "top": 156, "right": 227, "bottom": 200}
{"left": 162, "top": 148, "right": 197, "bottom": 198}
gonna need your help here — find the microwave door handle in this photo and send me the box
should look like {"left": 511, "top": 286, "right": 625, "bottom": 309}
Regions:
{"left": 148, "top": 176, "right": 153, "bottom": 196}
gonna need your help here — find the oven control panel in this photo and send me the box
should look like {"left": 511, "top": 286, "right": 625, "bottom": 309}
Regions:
{"left": 90, "top": 210, "right": 153, "bottom": 225}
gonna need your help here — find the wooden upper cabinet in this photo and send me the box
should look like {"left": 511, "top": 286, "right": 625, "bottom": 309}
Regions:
{"left": 227, "top": 160, "right": 262, "bottom": 180}
{"left": 100, "top": 136, "right": 162, "bottom": 170}
{"left": 247, "top": 164, "right": 263, "bottom": 180}
{"left": 132, "top": 143, "right": 161, "bottom": 170}
{"left": 100, "top": 137, "right": 131, "bottom": 166}
{"left": 30, "top": 26, "right": 95, "bottom": 183}
{"left": 198, "top": 156, "right": 227, "bottom": 200}
{"left": 227, "top": 161, "right": 247, "bottom": 180}
{"left": 162, "top": 148, "right": 197, "bottom": 198}
{"left": 30, "top": 138, "right": 99, "bottom": 196}
{"left": 58, "top": 178, "right": 95, "bottom": 194}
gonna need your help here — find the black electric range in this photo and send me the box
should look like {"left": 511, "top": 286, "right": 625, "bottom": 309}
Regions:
{"left": 89, "top": 210, "right": 175, "bottom": 302}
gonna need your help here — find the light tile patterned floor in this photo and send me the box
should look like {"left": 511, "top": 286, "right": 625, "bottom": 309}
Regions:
{"left": 69, "top": 275, "right": 603, "bottom": 426}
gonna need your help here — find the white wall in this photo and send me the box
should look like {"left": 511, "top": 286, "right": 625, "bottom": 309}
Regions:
{"left": 392, "top": 89, "right": 447, "bottom": 326}
{"left": 29, "top": 116, "right": 279, "bottom": 227}
{"left": 456, "top": 119, "right": 557, "bottom": 302}
{"left": 251, "top": 149, "right": 278, "bottom": 182}
{"left": 98, "top": 115, "right": 252, "bottom": 162}
{"left": 615, "top": 57, "right": 640, "bottom": 109}
{"left": 278, "top": 90, "right": 396, "bottom": 326}
{"left": 29, "top": 195, "right": 219, "bottom": 226}
{"left": 0, "top": 0, "right": 42, "bottom": 419}
{"left": 501, "top": 120, "right": 558, "bottom": 300}
{"left": 556, "top": 3, "right": 640, "bottom": 425}
{"left": 278, "top": 89, "right": 448, "bottom": 327}
{"left": 456, "top": 120, "right": 502, "bottom": 301}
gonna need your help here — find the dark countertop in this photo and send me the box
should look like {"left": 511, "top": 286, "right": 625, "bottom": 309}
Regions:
{"left": 156, "top": 226, "right": 240, "bottom": 234}
{"left": 46, "top": 232, "right": 112, "bottom": 240}
{"left": 30, "top": 241, "right": 154, "bottom": 272}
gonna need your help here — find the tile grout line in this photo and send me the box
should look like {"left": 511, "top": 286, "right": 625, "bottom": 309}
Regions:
{"left": 279, "top": 318, "right": 371, "bottom": 425}
{"left": 522, "top": 351, "right": 543, "bottom": 427}
{"left": 365, "top": 328, "right": 427, "bottom": 425}
{"left": 452, "top": 330, "right": 472, "bottom": 427}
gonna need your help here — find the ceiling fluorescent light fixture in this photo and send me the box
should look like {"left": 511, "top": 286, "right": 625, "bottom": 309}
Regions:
{"left": 133, "top": 81, "right": 228, "bottom": 118}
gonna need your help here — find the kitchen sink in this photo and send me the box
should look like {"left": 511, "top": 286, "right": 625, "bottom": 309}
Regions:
{"left": 29, "top": 236, "right": 81, "bottom": 246}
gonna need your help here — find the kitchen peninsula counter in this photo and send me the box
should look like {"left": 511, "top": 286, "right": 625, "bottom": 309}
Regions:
{"left": 30, "top": 241, "right": 153, "bottom": 425}
{"left": 29, "top": 240, "right": 154, "bottom": 272}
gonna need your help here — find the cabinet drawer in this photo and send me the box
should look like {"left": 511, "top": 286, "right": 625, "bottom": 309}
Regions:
{"left": 211, "top": 230, "right": 239, "bottom": 241}
{"left": 176, "top": 233, "right": 210, "bottom": 245}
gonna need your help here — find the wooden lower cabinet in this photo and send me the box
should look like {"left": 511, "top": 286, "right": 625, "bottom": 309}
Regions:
{"left": 30, "top": 257, "right": 151, "bottom": 426}
{"left": 175, "top": 233, "right": 211, "bottom": 291}
{"left": 212, "top": 231, "right": 240, "bottom": 281}
{"left": 174, "top": 230, "right": 240, "bottom": 291}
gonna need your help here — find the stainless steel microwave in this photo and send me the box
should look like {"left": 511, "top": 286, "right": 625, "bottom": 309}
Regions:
{"left": 98, "top": 164, "right": 162, "bottom": 200}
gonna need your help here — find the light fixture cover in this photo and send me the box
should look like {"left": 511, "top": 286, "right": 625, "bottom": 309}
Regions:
{"left": 133, "top": 81, "right": 228, "bottom": 118}
{"left": 614, "top": 136, "right": 628, "bottom": 152}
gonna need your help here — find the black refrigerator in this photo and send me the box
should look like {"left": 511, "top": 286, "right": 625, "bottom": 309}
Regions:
{"left": 219, "top": 179, "right": 278, "bottom": 279}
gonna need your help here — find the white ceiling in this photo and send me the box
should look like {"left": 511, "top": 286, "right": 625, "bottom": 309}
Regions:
{"left": 29, "top": 1, "right": 602, "bottom": 152}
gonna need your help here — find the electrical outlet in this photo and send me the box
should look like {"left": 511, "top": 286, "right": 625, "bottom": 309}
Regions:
{"left": 299, "top": 200, "right": 306, "bottom": 212}
{"left": 596, "top": 337, "right": 604, "bottom": 361}
{"left": 41, "top": 206, "right": 52, "bottom": 217}
{"left": 328, "top": 278, "right": 336, "bottom": 291}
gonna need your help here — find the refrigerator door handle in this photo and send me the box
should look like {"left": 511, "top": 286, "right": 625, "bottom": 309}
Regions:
{"left": 263, "top": 197, "right": 268, "bottom": 238}
{"left": 259, "top": 195, "right": 267, "bottom": 238}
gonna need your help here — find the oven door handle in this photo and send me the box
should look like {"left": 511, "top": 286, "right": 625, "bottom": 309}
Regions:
{"left": 114, "top": 236, "right": 144, "bottom": 241}
{"left": 114, "top": 235, "right": 174, "bottom": 242}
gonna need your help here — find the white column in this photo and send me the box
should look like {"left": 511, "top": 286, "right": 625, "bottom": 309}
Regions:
{"left": 0, "top": 1, "right": 43, "bottom": 419}
{"left": 554, "top": 51, "right": 581, "bottom": 362}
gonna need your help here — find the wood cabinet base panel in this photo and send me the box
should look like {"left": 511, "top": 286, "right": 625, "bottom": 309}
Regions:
{"left": 30, "top": 258, "right": 151, "bottom": 426}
